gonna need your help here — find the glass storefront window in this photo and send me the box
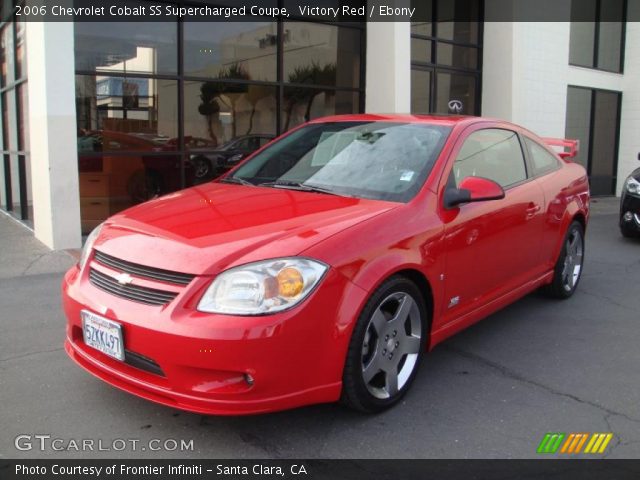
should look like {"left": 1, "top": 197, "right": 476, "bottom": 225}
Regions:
{"left": 0, "top": 18, "right": 30, "bottom": 223}
{"left": 410, "top": 2, "right": 482, "bottom": 115}
{"left": 75, "top": 22, "right": 178, "bottom": 75}
{"left": 1, "top": 22, "right": 15, "bottom": 87}
{"left": 436, "top": 43, "right": 478, "bottom": 70}
{"left": 565, "top": 86, "right": 621, "bottom": 195}
{"left": 76, "top": 75, "right": 178, "bottom": 151}
{"left": 185, "top": 81, "right": 277, "bottom": 147}
{"left": 184, "top": 22, "right": 277, "bottom": 81}
{"left": 73, "top": 18, "right": 364, "bottom": 233}
{"left": 411, "top": 38, "right": 432, "bottom": 64}
{"left": 569, "top": 0, "right": 625, "bottom": 73}
{"left": 411, "top": 69, "right": 431, "bottom": 113}
{"left": 411, "top": 0, "right": 433, "bottom": 36}
{"left": 282, "top": 87, "right": 358, "bottom": 130}
{"left": 436, "top": 0, "right": 481, "bottom": 44}
{"left": 17, "top": 82, "right": 28, "bottom": 150}
{"left": 15, "top": 20, "right": 25, "bottom": 80}
{"left": 283, "top": 23, "right": 361, "bottom": 89}
{"left": 435, "top": 72, "right": 476, "bottom": 115}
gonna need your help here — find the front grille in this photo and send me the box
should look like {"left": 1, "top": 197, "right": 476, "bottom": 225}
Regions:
{"left": 89, "top": 268, "right": 178, "bottom": 306}
{"left": 94, "top": 250, "right": 195, "bottom": 286}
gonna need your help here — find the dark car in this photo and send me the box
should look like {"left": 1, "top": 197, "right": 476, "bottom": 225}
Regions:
{"left": 620, "top": 153, "right": 640, "bottom": 238}
{"left": 190, "top": 134, "right": 275, "bottom": 180}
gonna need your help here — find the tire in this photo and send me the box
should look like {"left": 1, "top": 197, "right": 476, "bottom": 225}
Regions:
{"left": 620, "top": 221, "right": 639, "bottom": 239}
{"left": 127, "top": 170, "right": 163, "bottom": 203}
{"left": 542, "top": 221, "right": 585, "bottom": 299}
{"left": 341, "top": 276, "right": 428, "bottom": 413}
{"left": 192, "top": 156, "right": 212, "bottom": 179}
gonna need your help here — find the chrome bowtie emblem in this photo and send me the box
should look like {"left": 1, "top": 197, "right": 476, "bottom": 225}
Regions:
{"left": 115, "top": 273, "right": 133, "bottom": 285}
{"left": 448, "top": 99, "right": 463, "bottom": 114}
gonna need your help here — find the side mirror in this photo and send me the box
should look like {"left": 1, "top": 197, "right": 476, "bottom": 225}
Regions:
{"left": 444, "top": 176, "right": 505, "bottom": 209}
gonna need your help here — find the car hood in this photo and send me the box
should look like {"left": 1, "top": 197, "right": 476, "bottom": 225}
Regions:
{"left": 94, "top": 183, "right": 398, "bottom": 276}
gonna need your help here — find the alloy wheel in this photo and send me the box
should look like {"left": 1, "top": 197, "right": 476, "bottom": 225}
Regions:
{"left": 561, "top": 228, "right": 583, "bottom": 292}
{"left": 361, "top": 292, "right": 422, "bottom": 399}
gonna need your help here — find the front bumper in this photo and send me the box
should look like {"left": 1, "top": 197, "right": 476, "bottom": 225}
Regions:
{"left": 62, "top": 263, "right": 368, "bottom": 415}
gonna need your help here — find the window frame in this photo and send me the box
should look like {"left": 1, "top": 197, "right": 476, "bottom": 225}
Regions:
{"left": 568, "top": 0, "right": 627, "bottom": 74}
{"left": 73, "top": 10, "right": 367, "bottom": 195}
{"left": 521, "top": 135, "right": 562, "bottom": 179}
{"left": 447, "top": 127, "right": 530, "bottom": 192}
{"left": 410, "top": 0, "right": 484, "bottom": 116}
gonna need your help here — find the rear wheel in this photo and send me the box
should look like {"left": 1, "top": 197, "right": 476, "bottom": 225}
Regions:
{"left": 542, "top": 221, "right": 585, "bottom": 299}
{"left": 341, "top": 277, "right": 427, "bottom": 413}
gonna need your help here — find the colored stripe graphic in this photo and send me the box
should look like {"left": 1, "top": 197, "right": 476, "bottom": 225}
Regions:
{"left": 539, "top": 433, "right": 614, "bottom": 454}
{"left": 537, "top": 433, "right": 565, "bottom": 454}
{"left": 584, "top": 433, "right": 613, "bottom": 454}
{"left": 560, "top": 433, "right": 589, "bottom": 453}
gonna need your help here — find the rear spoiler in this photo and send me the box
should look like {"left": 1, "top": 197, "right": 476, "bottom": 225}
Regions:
{"left": 542, "top": 138, "right": 579, "bottom": 160}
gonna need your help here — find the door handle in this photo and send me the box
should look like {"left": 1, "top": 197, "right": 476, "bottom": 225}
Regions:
{"left": 526, "top": 203, "right": 541, "bottom": 219}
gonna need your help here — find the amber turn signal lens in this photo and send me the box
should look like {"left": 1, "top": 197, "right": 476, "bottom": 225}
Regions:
{"left": 277, "top": 268, "right": 304, "bottom": 297}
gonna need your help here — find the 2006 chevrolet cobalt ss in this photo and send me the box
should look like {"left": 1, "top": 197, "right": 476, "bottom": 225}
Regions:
{"left": 63, "top": 115, "right": 590, "bottom": 414}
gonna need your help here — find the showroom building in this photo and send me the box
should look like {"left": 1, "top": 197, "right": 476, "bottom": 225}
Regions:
{"left": 0, "top": 0, "right": 638, "bottom": 249}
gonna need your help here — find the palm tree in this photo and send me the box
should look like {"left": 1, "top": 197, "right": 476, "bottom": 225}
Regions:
{"left": 282, "top": 62, "right": 337, "bottom": 130}
{"left": 198, "top": 63, "right": 251, "bottom": 140}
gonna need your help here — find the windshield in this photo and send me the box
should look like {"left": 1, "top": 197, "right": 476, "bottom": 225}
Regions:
{"left": 229, "top": 122, "right": 451, "bottom": 202}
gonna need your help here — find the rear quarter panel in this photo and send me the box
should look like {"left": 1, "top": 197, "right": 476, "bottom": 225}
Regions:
{"left": 536, "top": 161, "right": 590, "bottom": 269}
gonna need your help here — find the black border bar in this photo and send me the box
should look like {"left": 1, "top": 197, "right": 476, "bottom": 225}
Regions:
{"left": 2, "top": 459, "right": 640, "bottom": 480}
{"left": 5, "top": 0, "right": 638, "bottom": 22}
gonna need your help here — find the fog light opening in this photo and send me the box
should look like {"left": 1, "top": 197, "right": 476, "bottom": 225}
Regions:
{"left": 244, "top": 373, "right": 255, "bottom": 386}
{"left": 623, "top": 211, "right": 634, "bottom": 222}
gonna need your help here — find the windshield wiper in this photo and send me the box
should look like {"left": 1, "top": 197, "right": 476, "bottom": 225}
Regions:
{"left": 259, "top": 180, "right": 344, "bottom": 196}
{"left": 220, "top": 176, "right": 255, "bottom": 186}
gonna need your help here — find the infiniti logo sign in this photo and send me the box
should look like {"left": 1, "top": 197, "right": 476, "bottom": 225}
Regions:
{"left": 448, "top": 99, "right": 464, "bottom": 114}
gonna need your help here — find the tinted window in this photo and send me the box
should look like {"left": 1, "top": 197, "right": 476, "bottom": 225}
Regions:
{"left": 74, "top": 22, "right": 177, "bottom": 75}
{"left": 183, "top": 22, "right": 277, "bottom": 81}
{"left": 452, "top": 129, "right": 527, "bottom": 188}
{"left": 232, "top": 122, "right": 451, "bottom": 202}
{"left": 282, "top": 22, "right": 361, "bottom": 89}
{"left": 525, "top": 138, "right": 560, "bottom": 176}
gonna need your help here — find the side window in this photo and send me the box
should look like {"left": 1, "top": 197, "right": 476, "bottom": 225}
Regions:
{"left": 525, "top": 137, "right": 560, "bottom": 176}
{"left": 451, "top": 129, "right": 527, "bottom": 188}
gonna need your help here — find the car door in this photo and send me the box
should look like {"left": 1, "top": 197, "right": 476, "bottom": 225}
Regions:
{"left": 438, "top": 127, "right": 546, "bottom": 324}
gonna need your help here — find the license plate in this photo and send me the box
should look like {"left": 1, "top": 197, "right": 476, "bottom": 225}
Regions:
{"left": 81, "top": 310, "right": 125, "bottom": 361}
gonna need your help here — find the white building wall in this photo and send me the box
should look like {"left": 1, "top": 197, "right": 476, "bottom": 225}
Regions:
{"left": 483, "top": 22, "right": 569, "bottom": 138}
{"left": 365, "top": 21, "right": 411, "bottom": 113}
{"left": 26, "top": 22, "right": 81, "bottom": 249}
{"left": 483, "top": 20, "right": 640, "bottom": 196}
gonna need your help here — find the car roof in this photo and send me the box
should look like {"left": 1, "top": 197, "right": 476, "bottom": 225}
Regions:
{"left": 308, "top": 113, "right": 503, "bottom": 128}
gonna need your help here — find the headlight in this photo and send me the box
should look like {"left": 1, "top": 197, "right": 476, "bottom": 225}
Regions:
{"left": 626, "top": 177, "right": 640, "bottom": 195}
{"left": 78, "top": 223, "right": 103, "bottom": 271}
{"left": 228, "top": 153, "right": 244, "bottom": 163}
{"left": 197, "top": 258, "right": 328, "bottom": 315}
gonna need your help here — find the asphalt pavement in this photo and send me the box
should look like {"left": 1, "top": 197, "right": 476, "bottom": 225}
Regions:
{"left": 1, "top": 197, "right": 639, "bottom": 459}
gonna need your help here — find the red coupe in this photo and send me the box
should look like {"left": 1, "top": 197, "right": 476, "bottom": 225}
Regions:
{"left": 63, "top": 115, "right": 590, "bottom": 415}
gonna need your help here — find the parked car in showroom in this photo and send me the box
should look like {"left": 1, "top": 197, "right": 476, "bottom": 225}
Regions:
{"left": 189, "top": 134, "right": 275, "bottom": 180}
{"left": 620, "top": 153, "right": 640, "bottom": 238}
{"left": 63, "top": 115, "right": 589, "bottom": 415}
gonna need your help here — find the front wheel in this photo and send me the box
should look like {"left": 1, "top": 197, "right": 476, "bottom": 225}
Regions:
{"left": 620, "top": 220, "right": 639, "bottom": 239}
{"left": 542, "top": 221, "right": 585, "bottom": 299}
{"left": 341, "top": 277, "right": 427, "bottom": 413}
